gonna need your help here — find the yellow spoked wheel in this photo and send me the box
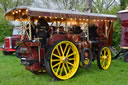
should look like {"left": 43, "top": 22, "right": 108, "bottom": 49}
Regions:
{"left": 97, "top": 47, "right": 111, "bottom": 70}
{"left": 45, "top": 40, "right": 80, "bottom": 80}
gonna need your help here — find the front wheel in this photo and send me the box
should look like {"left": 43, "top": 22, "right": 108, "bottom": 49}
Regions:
{"left": 45, "top": 40, "right": 80, "bottom": 80}
{"left": 97, "top": 47, "right": 111, "bottom": 70}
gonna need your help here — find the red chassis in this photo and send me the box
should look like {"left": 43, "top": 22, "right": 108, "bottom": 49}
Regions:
{"left": 17, "top": 32, "right": 104, "bottom": 72}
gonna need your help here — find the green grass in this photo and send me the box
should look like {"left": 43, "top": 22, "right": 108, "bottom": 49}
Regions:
{"left": 0, "top": 51, "right": 128, "bottom": 85}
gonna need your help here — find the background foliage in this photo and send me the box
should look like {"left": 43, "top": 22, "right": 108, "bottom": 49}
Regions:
{"left": 0, "top": 12, "right": 13, "bottom": 42}
{"left": 0, "top": 0, "right": 34, "bottom": 42}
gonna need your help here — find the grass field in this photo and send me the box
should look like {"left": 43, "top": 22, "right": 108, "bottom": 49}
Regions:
{"left": 0, "top": 50, "right": 128, "bottom": 85}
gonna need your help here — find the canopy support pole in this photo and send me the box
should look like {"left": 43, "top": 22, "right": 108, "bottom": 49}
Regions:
{"left": 20, "top": 18, "right": 24, "bottom": 40}
{"left": 65, "top": 21, "right": 68, "bottom": 32}
{"left": 28, "top": 16, "right": 32, "bottom": 40}
{"left": 87, "top": 19, "right": 89, "bottom": 41}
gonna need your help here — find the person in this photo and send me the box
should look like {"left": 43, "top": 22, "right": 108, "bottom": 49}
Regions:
{"left": 88, "top": 24, "right": 98, "bottom": 41}
{"left": 36, "top": 18, "right": 49, "bottom": 48}
{"left": 26, "top": 18, "right": 36, "bottom": 40}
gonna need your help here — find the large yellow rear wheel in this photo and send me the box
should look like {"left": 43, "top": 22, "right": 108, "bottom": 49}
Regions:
{"left": 97, "top": 47, "right": 111, "bottom": 70}
{"left": 45, "top": 40, "right": 80, "bottom": 80}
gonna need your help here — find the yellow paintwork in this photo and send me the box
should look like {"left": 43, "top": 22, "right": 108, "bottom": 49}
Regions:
{"left": 50, "top": 41, "right": 80, "bottom": 80}
{"left": 80, "top": 58, "right": 89, "bottom": 67}
{"left": 99, "top": 47, "right": 111, "bottom": 70}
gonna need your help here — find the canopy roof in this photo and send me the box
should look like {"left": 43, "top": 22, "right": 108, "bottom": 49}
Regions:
{"left": 118, "top": 10, "right": 128, "bottom": 13}
{"left": 118, "top": 9, "right": 128, "bottom": 21}
{"left": 5, "top": 6, "right": 117, "bottom": 21}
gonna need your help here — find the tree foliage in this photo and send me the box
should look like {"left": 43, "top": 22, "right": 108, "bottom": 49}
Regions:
{"left": 113, "top": 17, "right": 121, "bottom": 50}
{"left": 0, "top": 12, "right": 13, "bottom": 42}
{"left": 0, "top": 0, "right": 34, "bottom": 42}
{"left": 33, "top": 0, "right": 87, "bottom": 11}
{"left": 0, "top": 0, "right": 34, "bottom": 12}
{"left": 120, "top": 0, "right": 126, "bottom": 10}
{"left": 92, "top": 0, "right": 118, "bottom": 13}
{"left": 33, "top": 0, "right": 119, "bottom": 13}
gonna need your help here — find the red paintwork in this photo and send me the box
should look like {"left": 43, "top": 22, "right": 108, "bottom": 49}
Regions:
{"left": 5, "top": 38, "right": 10, "bottom": 48}
{"left": 25, "top": 42, "right": 40, "bottom": 47}
{"left": 66, "top": 33, "right": 81, "bottom": 42}
{"left": 24, "top": 47, "right": 45, "bottom": 71}
{"left": 11, "top": 35, "right": 20, "bottom": 48}
{"left": 120, "top": 20, "right": 128, "bottom": 47}
{"left": 118, "top": 12, "right": 128, "bottom": 47}
{"left": 48, "top": 34, "right": 66, "bottom": 45}
{"left": 16, "top": 41, "right": 45, "bottom": 72}
{"left": 0, "top": 48, "right": 16, "bottom": 51}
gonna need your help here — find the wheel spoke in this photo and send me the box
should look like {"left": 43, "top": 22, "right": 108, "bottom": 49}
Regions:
{"left": 100, "top": 55, "right": 104, "bottom": 59}
{"left": 63, "top": 64, "right": 68, "bottom": 75}
{"left": 67, "top": 61, "right": 74, "bottom": 67}
{"left": 66, "top": 47, "right": 71, "bottom": 56}
{"left": 67, "top": 52, "right": 76, "bottom": 58}
{"left": 56, "top": 46, "right": 61, "bottom": 56}
{"left": 106, "top": 57, "right": 109, "bottom": 61}
{"left": 100, "top": 53, "right": 103, "bottom": 56}
{"left": 100, "top": 58, "right": 104, "bottom": 65}
{"left": 64, "top": 43, "right": 69, "bottom": 55}
{"left": 100, "top": 59, "right": 104, "bottom": 62}
{"left": 56, "top": 63, "right": 61, "bottom": 75}
{"left": 52, "top": 53, "right": 61, "bottom": 58}
{"left": 68, "top": 58, "right": 75, "bottom": 61}
{"left": 60, "top": 44, "right": 64, "bottom": 56}
{"left": 104, "top": 50, "right": 106, "bottom": 56}
{"left": 52, "top": 59, "right": 60, "bottom": 62}
{"left": 66, "top": 63, "right": 70, "bottom": 72}
{"left": 53, "top": 62, "right": 61, "bottom": 68}
{"left": 102, "top": 59, "right": 106, "bottom": 67}
{"left": 59, "top": 63, "right": 64, "bottom": 75}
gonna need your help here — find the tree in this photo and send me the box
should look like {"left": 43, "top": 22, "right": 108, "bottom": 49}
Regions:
{"left": 0, "top": 12, "right": 13, "bottom": 42}
{"left": 33, "top": 0, "right": 87, "bottom": 11}
{"left": 0, "top": 0, "right": 34, "bottom": 12}
{"left": 84, "top": 0, "right": 92, "bottom": 12}
{"left": 0, "top": 0, "right": 34, "bottom": 42}
{"left": 120, "top": 0, "right": 126, "bottom": 10}
{"left": 92, "top": 0, "right": 118, "bottom": 13}
{"left": 33, "top": 0, "right": 118, "bottom": 14}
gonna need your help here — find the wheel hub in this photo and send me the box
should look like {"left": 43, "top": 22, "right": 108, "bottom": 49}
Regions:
{"left": 62, "top": 57, "right": 68, "bottom": 63}
{"left": 102, "top": 56, "right": 107, "bottom": 59}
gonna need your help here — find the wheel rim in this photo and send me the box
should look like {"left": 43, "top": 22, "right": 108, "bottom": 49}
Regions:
{"left": 50, "top": 41, "right": 80, "bottom": 80}
{"left": 100, "top": 47, "right": 111, "bottom": 70}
